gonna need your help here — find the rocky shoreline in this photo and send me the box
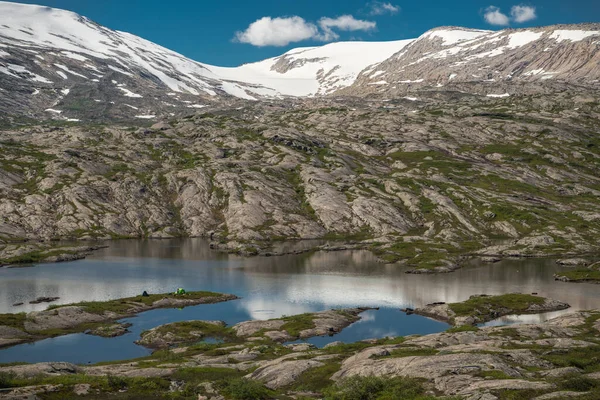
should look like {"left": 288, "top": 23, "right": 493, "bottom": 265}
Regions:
{"left": 0, "top": 243, "right": 109, "bottom": 268}
{"left": 0, "top": 291, "right": 238, "bottom": 349}
{"left": 0, "top": 298, "right": 598, "bottom": 399}
{"left": 3, "top": 237, "right": 600, "bottom": 281}
{"left": 411, "top": 294, "right": 571, "bottom": 326}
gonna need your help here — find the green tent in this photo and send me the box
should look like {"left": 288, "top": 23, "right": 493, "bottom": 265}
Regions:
{"left": 175, "top": 288, "right": 186, "bottom": 295}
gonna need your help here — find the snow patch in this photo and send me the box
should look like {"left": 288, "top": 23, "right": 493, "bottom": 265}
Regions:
{"left": 118, "top": 87, "right": 143, "bottom": 98}
{"left": 108, "top": 65, "right": 133, "bottom": 76}
{"left": 422, "top": 29, "right": 490, "bottom": 46}
{"left": 54, "top": 63, "right": 88, "bottom": 79}
{"left": 135, "top": 115, "right": 156, "bottom": 119}
{"left": 487, "top": 93, "right": 510, "bottom": 98}
{"left": 60, "top": 51, "right": 89, "bottom": 61}
{"left": 45, "top": 108, "right": 62, "bottom": 113}
{"left": 218, "top": 82, "right": 256, "bottom": 100}
{"left": 506, "top": 32, "right": 543, "bottom": 49}
{"left": 0, "top": 63, "right": 53, "bottom": 83}
{"left": 83, "top": 64, "right": 102, "bottom": 73}
{"left": 550, "top": 30, "right": 599, "bottom": 42}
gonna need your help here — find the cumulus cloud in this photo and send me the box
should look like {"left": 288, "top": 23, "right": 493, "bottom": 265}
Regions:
{"left": 317, "top": 15, "right": 377, "bottom": 41}
{"left": 234, "top": 16, "right": 319, "bottom": 47}
{"left": 368, "top": 1, "right": 400, "bottom": 16}
{"left": 235, "top": 15, "right": 376, "bottom": 46}
{"left": 483, "top": 4, "right": 538, "bottom": 26}
{"left": 484, "top": 6, "right": 510, "bottom": 26}
{"left": 319, "top": 15, "right": 376, "bottom": 31}
{"left": 511, "top": 5, "right": 537, "bottom": 23}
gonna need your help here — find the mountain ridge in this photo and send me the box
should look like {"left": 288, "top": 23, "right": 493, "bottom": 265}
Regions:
{"left": 0, "top": 1, "right": 599, "bottom": 122}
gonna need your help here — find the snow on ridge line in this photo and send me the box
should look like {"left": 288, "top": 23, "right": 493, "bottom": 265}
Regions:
{"left": 507, "top": 31, "right": 544, "bottom": 48}
{"left": 421, "top": 28, "right": 491, "bottom": 46}
{"left": 550, "top": 30, "right": 600, "bottom": 42}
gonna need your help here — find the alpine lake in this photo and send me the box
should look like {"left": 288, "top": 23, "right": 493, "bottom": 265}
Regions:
{"left": 1, "top": 238, "right": 599, "bottom": 364}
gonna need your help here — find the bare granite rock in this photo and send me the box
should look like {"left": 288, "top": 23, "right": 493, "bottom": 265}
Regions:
{"left": 333, "top": 352, "right": 522, "bottom": 381}
{"left": 1, "top": 362, "right": 80, "bottom": 377}
{"left": 556, "top": 258, "right": 590, "bottom": 267}
{"left": 414, "top": 295, "right": 570, "bottom": 326}
{"left": 136, "top": 320, "right": 226, "bottom": 349}
{"left": 246, "top": 358, "right": 325, "bottom": 389}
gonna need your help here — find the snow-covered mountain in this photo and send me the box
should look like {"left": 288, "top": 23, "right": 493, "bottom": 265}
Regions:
{"left": 0, "top": 0, "right": 412, "bottom": 120}
{"left": 0, "top": 1, "right": 598, "bottom": 122}
{"left": 213, "top": 40, "right": 414, "bottom": 97}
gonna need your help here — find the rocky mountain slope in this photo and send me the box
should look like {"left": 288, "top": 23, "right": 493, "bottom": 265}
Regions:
{"left": 1, "top": 89, "right": 599, "bottom": 269}
{"left": 345, "top": 24, "right": 600, "bottom": 97}
{"left": 0, "top": 2, "right": 599, "bottom": 269}
{"left": 0, "top": 1, "right": 599, "bottom": 122}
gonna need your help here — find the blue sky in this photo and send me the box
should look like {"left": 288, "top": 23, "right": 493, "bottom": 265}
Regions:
{"left": 10, "top": 0, "right": 600, "bottom": 66}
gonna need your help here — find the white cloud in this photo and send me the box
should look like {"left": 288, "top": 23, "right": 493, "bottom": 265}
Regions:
{"left": 235, "top": 15, "right": 376, "bottom": 46}
{"left": 368, "top": 1, "right": 400, "bottom": 15}
{"left": 234, "top": 16, "right": 319, "bottom": 47}
{"left": 318, "top": 15, "right": 377, "bottom": 32}
{"left": 484, "top": 6, "right": 510, "bottom": 26}
{"left": 511, "top": 5, "right": 537, "bottom": 23}
{"left": 318, "top": 15, "right": 377, "bottom": 41}
{"left": 484, "top": 4, "right": 538, "bottom": 26}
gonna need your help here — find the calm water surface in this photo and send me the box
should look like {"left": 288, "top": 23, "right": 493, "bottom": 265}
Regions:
{"left": 1, "top": 239, "right": 599, "bottom": 364}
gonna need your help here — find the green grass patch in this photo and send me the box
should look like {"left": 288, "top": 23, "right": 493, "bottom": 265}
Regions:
{"left": 0, "top": 312, "right": 26, "bottom": 330}
{"left": 171, "top": 366, "right": 246, "bottom": 384}
{"left": 449, "top": 294, "right": 546, "bottom": 319}
{"left": 287, "top": 362, "right": 341, "bottom": 392}
{"left": 0, "top": 371, "right": 171, "bottom": 397}
{"left": 220, "top": 378, "right": 272, "bottom": 400}
{"left": 555, "top": 269, "right": 600, "bottom": 282}
{"left": 322, "top": 342, "right": 374, "bottom": 355}
{"left": 542, "top": 346, "right": 600, "bottom": 372}
{"left": 323, "top": 375, "right": 440, "bottom": 400}
{"left": 48, "top": 291, "right": 225, "bottom": 315}
{"left": 140, "top": 321, "right": 236, "bottom": 344}
{"left": 558, "top": 374, "right": 600, "bottom": 392}
{"left": 280, "top": 313, "right": 316, "bottom": 337}
{"left": 446, "top": 325, "right": 480, "bottom": 333}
